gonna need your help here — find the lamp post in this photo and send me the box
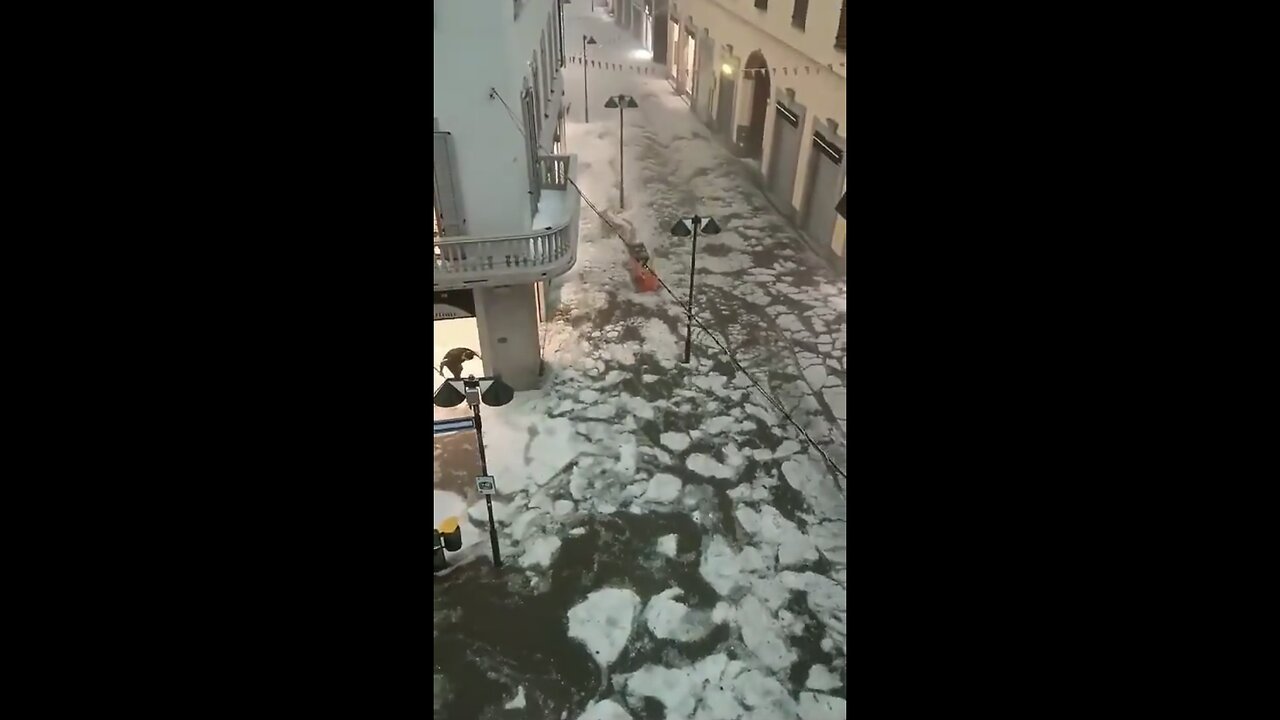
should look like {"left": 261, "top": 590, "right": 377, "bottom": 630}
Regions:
{"left": 604, "top": 94, "right": 639, "bottom": 209}
{"left": 670, "top": 215, "right": 722, "bottom": 364}
{"left": 582, "top": 35, "right": 597, "bottom": 122}
{"left": 433, "top": 369, "right": 516, "bottom": 568}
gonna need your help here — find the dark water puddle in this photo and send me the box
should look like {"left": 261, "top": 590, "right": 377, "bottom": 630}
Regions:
{"left": 435, "top": 511, "right": 726, "bottom": 718}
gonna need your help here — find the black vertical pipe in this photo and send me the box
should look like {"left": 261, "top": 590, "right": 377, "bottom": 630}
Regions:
{"left": 472, "top": 400, "right": 502, "bottom": 567}
{"left": 683, "top": 216, "right": 699, "bottom": 364}
{"left": 583, "top": 36, "right": 590, "bottom": 123}
{"left": 619, "top": 102, "right": 626, "bottom": 209}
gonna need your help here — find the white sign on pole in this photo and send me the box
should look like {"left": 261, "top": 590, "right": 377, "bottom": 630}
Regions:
{"left": 475, "top": 475, "right": 497, "bottom": 495}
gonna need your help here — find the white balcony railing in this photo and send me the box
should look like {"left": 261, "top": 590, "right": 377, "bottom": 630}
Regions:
{"left": 433, "top": 155, "right": 579, "bottom": 289}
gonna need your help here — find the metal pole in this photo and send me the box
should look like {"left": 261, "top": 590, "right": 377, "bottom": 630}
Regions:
{"left": 472, "top": 401, "right": 503, "bottom": 567}
{"left": 683, "top": 216, "right": 698, "bottom": 364}
{"left": 619, "top": 103, "right": 626, "bottom": 209}
{"left": 583, "top": 37, "right": 590, "bottom": 123}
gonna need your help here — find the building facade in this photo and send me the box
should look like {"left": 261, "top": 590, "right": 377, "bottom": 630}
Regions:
{"left": 613, "top": 0, "right": 669, "bottom": 64}
{"left": 433, "top": 0, "right": 582, "bottom": 391}
{"left": 666, "top": 0, "right": 847, "bottom": 263}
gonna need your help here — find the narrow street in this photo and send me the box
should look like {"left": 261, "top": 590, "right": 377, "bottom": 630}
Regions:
{"left": 433, "top": 5, "right": 848, "bottom": 719}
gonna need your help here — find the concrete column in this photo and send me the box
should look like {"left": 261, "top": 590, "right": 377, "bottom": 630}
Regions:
{"left": 474, "top": 283, "right": 542, "bottom": 391}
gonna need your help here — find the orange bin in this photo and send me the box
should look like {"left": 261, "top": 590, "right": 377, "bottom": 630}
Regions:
{"left": 626, "top": 242, "right": 659, "bottom": 293}
{"left": 628, "top": 257, "right": 659, "bottom": 292}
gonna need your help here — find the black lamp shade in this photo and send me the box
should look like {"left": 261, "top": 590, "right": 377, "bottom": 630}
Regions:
{"left": 481, "top": 377, "right": 516, "bottom": 407}
{"left": 604, "top": 97, "right": 619, "bottom": 108}
{"left": 670, "top": 219, "right": 692, "bottom": 236}
{"left": 625, "top": 97, "right": 639, "bottom": 108}
{"left": 586, "top": 35, "right": 597, "bottom": 44}
{"left": 836, "top": 192, "right": 846, "bottom": 219}
{"left": 701, "top": 217, "right": 721, "bottom": 234}
{"left": 433, "top": 381, "right": 467, "bottom": 408}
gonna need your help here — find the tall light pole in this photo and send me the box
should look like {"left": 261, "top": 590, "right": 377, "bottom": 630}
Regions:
{"left": 604, "top": 94, "right": 639, "bottom": 209}
{"left": 582, "top": 35, "right": 597, "bottom": 122}
{"left": 433, "top": 370, "right": 516, "bottom": 568}
{"left": 670, "top": 215, "right": 722, "bottom": 364}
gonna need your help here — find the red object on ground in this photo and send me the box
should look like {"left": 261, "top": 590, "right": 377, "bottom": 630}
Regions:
{"left": 627, "top": 257, "right": 659, "bottom": 292}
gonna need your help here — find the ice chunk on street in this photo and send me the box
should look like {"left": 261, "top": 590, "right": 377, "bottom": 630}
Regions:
{"left": 737, "top": 594, "right": 798, "bottom": 671}
{"left": 687, "top": 452, "right": 734, "bottom": 479}
{"left": 576, "top": 698, "right": 632, "bottom": 720}
{"left": 798, "top": 692, "right": 847, "bottom": 720}
{"left": 643, "top": 588, "right": 717, "bottom": 642}
{"left": 806, "top": 664, "right": 842, "bottom": 690}
{"left": 774, "top": 439, "right": 801, "bottom": 458}
{"left": 699, "top": 535, "right": 744, "bottom": 596}
{"left": 642, "top": 473, "right": 683, "bottom": 502}
{"left": 519, "top": 535, "right": 562, "bottom": 568}
{"left": 504, "top": 686, "right": 527, "bottom": 709}
{"left": 782, "top": 457, "right": 846, "bottom": 519}
{"left": 822, "top": 387, "right": 847, "bottom": 421}
{"left": 623, "top": 654, "right": 731, "bottom": 719}
{"left": 567, "top": 588, "right": 642, "bottom": 669}
{"left": 660, "top": 431, "right": 691, "bottom": 452}
{"left": 656, "top": 534, "right": 679, "bottom": 558}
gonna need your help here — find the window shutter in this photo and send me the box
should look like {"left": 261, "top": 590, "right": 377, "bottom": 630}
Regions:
{"left": 522, "top": 88, "right": 541, "bottom": 215}
{"left": 792, "top": 0, "right": 808, "bottom": 30}
{"left": 835, "top": 1, "right": 846, "bottom": 50}
{"left": 433, "top": 132, "right": 466, "bottom": 235}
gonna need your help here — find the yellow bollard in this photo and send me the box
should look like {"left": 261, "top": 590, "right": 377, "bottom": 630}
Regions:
{"left": 438, "top": 516, "right": 462, "bottom": 552}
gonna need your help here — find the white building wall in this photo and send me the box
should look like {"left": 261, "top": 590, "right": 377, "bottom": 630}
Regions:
{"left": 434, "top": 0, "right": 565, "bottom": 238}
{"left": 435, "top": 0, "right": 571, "bottom": 390}
{"left": 681, "top": 0, "right": 846, "bottom": 258}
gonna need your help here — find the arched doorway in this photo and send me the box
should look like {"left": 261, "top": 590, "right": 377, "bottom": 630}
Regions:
{"left": 743, "top": 50, "right": 770, "bottom": 159}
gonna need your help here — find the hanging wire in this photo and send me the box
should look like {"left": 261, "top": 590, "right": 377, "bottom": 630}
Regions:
{"left": 487, "top": 87, "right": 847, "bottom": 487}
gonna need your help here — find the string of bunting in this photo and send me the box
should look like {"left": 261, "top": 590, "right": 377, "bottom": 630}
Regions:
{"left": 566, "top": 54, "right": 845, "bottom": 77}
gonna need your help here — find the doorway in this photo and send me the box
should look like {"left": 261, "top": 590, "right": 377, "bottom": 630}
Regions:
{"left": 802, "top": 130, "right": 845, "bottom": 250}
{"left": 682, "top": 28, "right": 697, "bottom": 97}
{"left": 767, "top": 96, "right": 806, "bottom": 214}
{"left": 742, "top": 51, "right": 770, "bottom": 158}
{"left": 668, "top": 16, "right": 680, "bottom": 82}
{"left": 716, "top": 68, "right": 736, "bottom": 137}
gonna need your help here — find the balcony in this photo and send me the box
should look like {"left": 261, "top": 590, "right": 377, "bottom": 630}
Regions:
{"left": 433, "top": 154, "right": 581, "bottom": 290}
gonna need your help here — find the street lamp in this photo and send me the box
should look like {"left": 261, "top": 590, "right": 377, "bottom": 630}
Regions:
{"left": 433, "top": 369, "right": 516, "bottom": 568}
{"left": 670, "top": 215, "right": 722, "bottom": 364}
{"left": 582, "top": 35, "right": 597, "bottom": 122}
{"left": 604, "top": 94, "right": 639, "bottom": 209}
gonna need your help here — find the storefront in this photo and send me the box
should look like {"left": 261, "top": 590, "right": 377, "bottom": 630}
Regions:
{"left": 667, "top": 6, "right": 679, "bottom": 85}
{"left": 642, "top": 1, "right": 654, "bottom": 53}
{"left": 682, "top": 24, "right": 697, "bottom": 98}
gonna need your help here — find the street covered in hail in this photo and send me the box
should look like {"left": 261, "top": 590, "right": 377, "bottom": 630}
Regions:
{"left": 434, "top": 4, "right": 847, "bottom": 719}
